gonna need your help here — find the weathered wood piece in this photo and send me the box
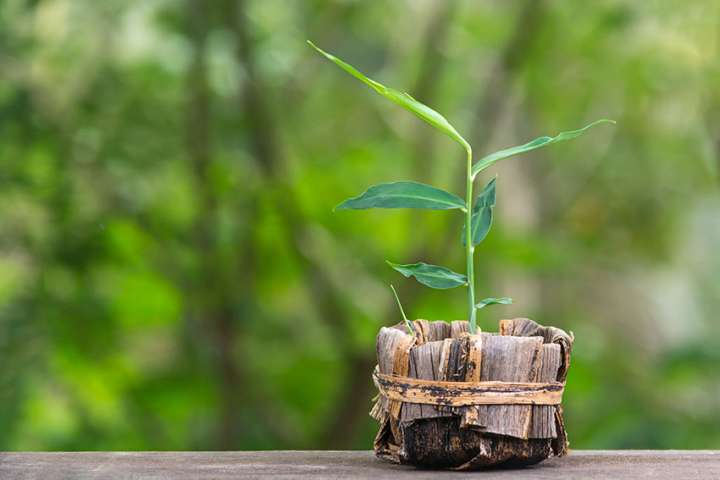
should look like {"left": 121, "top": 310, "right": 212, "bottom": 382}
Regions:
{"left": 450, "top": 320, "right": 468, "bottom": 338}
{"left": 475, "top": 335, "right": 544, "bottom": 439}
{"left": 372, "top": 318, "right": 573, "bottom": 470}
{"left": 500, "top": 317, "right": 573, "bottom": 452}
{"left": 400, "top": 341, "right": 445, "bottom": 422}
{"left": 531, "top": 344, "right": 561, "bottom": 438}
{"left": 372, "top": 327, "right": 415, "bottom": 459}
{"left": 374, "top": 327, "right": 413, "bottom": 413}
{"left": 500, "top": 318, "right": 573, "bottom": 381}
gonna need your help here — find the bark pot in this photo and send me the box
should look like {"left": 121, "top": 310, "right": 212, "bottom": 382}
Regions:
{"left": 370, "top": 317, "right": 573, "bottom": 470}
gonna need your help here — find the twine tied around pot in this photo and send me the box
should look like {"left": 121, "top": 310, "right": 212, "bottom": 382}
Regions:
{"left": 373, "top": 368, "right": 565, "bottom": 406}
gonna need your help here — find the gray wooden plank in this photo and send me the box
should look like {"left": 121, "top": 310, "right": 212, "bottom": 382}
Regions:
{"left": 0, "top": 451, "right": 719, "bottom": 480}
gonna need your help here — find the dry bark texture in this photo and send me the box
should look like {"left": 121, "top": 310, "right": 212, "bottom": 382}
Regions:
{"left": 371, "top": 318, "right": 573, "bottom": 470}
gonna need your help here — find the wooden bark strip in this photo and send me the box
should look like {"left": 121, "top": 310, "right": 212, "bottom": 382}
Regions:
{"left": 400, "top": 341, "right": 440, "bottom": 422}
{"left": 410, "top": 320, "right": 431, "bottom": 345}
{"left": 499, "top": 318, "right": 573, "bottom": 442}
{"left": 460, "top": 333, "right": 482, "bottom": 427}
{"left": 446, "top": 336, "right": 469, "bottom": 382}
{"left": 437, "top": 337, "right": 464, "bottom": 416}
{"left": 476, "top": 335, "right": 544, "bottom": 439}
{"left": 372, "top": 327, "right": 414, "bottom": 423}
{"left": 398, "top": 334, "right": 469, "bottom": 421}
{"left": 390, "top": 335, "right": 415, "bottom": 421}
{"left": 427, "top": 321, "right": 451, "bottom": 342}
{"left": 372, "top": 328, "right": 400, "bottom": 421}
{"left": 450, "top": 321, "right": 468, "bottom": 338}
{"left": 374, "top": 370, "right": 563, "bottom": 406}
{"left": 464, "top": 334, "right": 482, "bottom": 382}
{"left": 372, "top": 327, "right": 413, "bottom": 458}
{"left": 552, "top": 404, "right": 569, "bottom": 456}
{"left": 376, "top": 327, "right": 411, "bottom": 375}
{"left": 530, "top": 343, "right": 560, "bottom": 438}
{"left": 437, "top": 338, "right": 454, "bottom": 380}
{"left": 500, "top": 317, "right": 573, "bottom": 381}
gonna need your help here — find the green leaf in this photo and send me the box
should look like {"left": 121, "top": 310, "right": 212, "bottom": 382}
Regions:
{"left": 462, "top": 178, "right": 496, "bottom": 246}
{"left": 387, "top": 261, "right": 467, "bottom": 289}
{"left": 475, "top": 297, "right": 513, "bottom": 309}
{"left": 471, "top": 119, "right": 616, "bottom": 178}
{"left": 336, "top": 181, "right": 465, "bottom": 211}
{"left": 308, "top": 41, "right": 471, "bottom": 153}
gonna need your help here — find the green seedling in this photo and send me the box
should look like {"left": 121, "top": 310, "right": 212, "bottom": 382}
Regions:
{"left": 309, "top": 41, "right": 614, "bottom": 334}
{"left": 390, "top": 284, "right": 415, "bottom": 335}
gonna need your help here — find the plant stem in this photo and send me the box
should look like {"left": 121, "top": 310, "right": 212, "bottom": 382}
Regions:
{"left": 465, "top": 147, "right": 477, "bottom": 333}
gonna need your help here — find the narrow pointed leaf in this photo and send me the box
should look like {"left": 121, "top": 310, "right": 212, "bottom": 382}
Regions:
{"left": 308, "top": 41, "right": 471, "bottom": 153}
{"left": 475, "top": 297, "right": 513, "bottom": 309}
{"left": 471, "top": 119, "right": 616, "bottom": 177}
{"left": 462, "top": 178, "right": 496, "bottom": 246}
{"left": 387, "top": 261, "right": 467, "bottom": 289}
{"left": 336, "top": 181, "right": 465, "bottom": 211}
{"left": 390, "top": 284, "right": 415, "bottom": 334}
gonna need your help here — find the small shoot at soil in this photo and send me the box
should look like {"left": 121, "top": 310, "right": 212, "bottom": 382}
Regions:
{"left": 309, "top": 41, "right": 615, "bottom": 334}
{"left": 390, "top": 284, "right": 415, "bottom": 335}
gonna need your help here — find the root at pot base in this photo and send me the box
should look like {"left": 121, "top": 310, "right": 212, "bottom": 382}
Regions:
{"left": 371, "top": 318, "right": 573, "bottom": 470}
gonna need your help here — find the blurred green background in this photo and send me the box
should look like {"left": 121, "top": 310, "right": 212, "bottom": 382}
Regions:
{"left": 1, "top": 0, "right": 719, "bottom": 451}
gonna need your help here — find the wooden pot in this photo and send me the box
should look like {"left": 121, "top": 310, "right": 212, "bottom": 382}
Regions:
{"left": 370, "top": 318, "right": 573, "bottom": 470}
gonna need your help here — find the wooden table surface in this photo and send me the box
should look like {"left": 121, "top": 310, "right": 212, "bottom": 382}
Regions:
{"left": 1, "top": 450, "right": 719, "bottom": 479}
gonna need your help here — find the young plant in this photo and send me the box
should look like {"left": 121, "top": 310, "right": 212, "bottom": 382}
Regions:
{"left": 309, "top": 41, "right": 614, "bottom": 334}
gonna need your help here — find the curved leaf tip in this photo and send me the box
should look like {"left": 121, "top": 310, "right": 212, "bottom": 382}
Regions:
{"left": 471, "top": 119, "right": 616, "bottom": 178}
{"left": 307, "top": 40, "right": 471, "bottom": 153}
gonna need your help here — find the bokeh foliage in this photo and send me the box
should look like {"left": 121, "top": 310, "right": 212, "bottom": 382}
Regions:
{"left": 1, "top": 0, "right": 719, "bottom": 450}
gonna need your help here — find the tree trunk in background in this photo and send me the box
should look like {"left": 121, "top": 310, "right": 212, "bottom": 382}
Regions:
{"left": 228, "top": 0, "right": 378, "bottom": 449}
{"left": 187, "top": 0, "right": 243, "bottom": 449}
